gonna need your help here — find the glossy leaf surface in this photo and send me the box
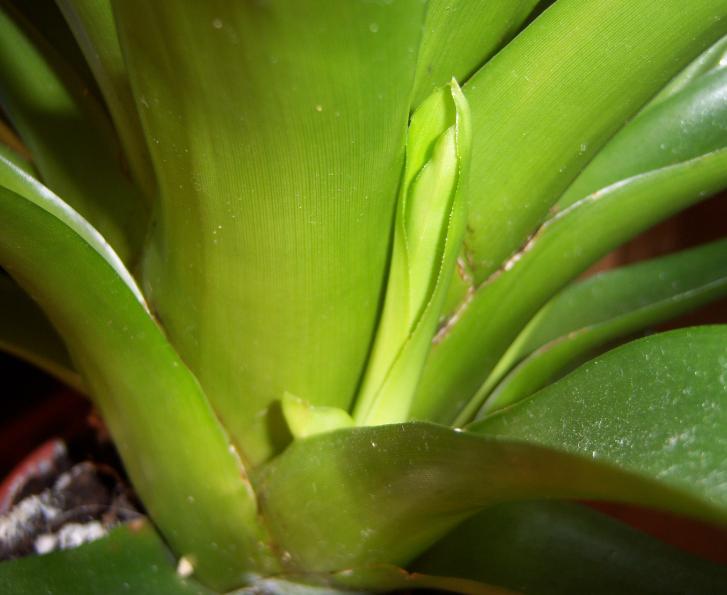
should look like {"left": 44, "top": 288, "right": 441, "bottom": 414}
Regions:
{"left": 479, "top": 239, "right": 727, "bottom": 415}
{"left": 258, "top": 421, "right": 721, "bottom": 575}
{"left": 414, "top": 501, "right": 727, "bottom": 595}
{"left": 556, "top": 38, "right": 727, "bottom": 210}
{"left": 0, "top": 180, "right": 276, "bottom": 588}
{"left": 416, "top": 149, "right": 727, "bottom": 424}
{"left": 461, "top": 0, "right": 727, "bottom": 279}
{"left": 113, "top": 0, "right": 427, "bottom": 464}
{"left": 472, "top": 327, "right": 727, "bottom": 517}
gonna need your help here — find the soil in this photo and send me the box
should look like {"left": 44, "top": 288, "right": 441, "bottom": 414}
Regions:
{"left": 0, "top": 419, "right": 142, "bottom": 561}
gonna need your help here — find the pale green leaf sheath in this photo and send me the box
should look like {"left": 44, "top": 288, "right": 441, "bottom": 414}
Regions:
{"left": 0, "top": 5, "right": 146, "bottom": 262}
{"left": 112, "top": 0, "right": 427, "bottom": 464}
{"left": 354, "top": 81, "right": 471, "bottom": 426}
{"left": 477, "top": 239, "right": 727, "bottom": 416}
{"left": 0, "top": 164, "right": 278, "bottom": 588}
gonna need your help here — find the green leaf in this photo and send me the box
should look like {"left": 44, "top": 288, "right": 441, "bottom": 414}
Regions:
{"left": 462, "top": 0, "right": 727, "bottom": 280}
{"left": 0, "top": 4, "right": 147, "bottom": 262}
{"left": 0, "top": 138, "right": 33, "bottom": 176}
{"left": 471, "top": 326, "right": 727, "bottom": 519}
{"left": 281, "top": 393, "right": 353, "bottom": 440}
{"left": 413, "top": 500, "right": 727, "bottom": 595}
{"left": 0, "top": 521, "right": 216, "bottom": 595}
{"left": 556, "top": 36, "right": 727, "bottom": 210}
{"left": 0, "top": 178, "right": 277, "bottom": 588}
{"left": 112, "top": 0, "right": 428, "bottom": 464}
{"left": 56, "top": 0, "right": 156, "bottom": 200}
{"left": 414, "top": 148, "right": 727, "bottom": 424}
{"left": 475, "top": 238, "right": 727, "bottom": 416}
{"left": 412, "top": 0, "right": 541, "bottom": 107}
{"left": 353, "top": 81, "right": 471, "bottom": 426}
{"left": 0, "top": 273, "right": 81, "bottom": 391}
{"left": 257, "top": 421, "right": 722, "bottom": 575}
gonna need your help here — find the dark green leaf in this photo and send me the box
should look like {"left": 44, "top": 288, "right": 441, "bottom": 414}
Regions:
{"left": 415, "top": 149, "right": 727, "bottom": 424}
{"left": 0, "top": 177, "right": 277, "bottom": 588}
{"left": 0, "top": 4, "right": 146, "bottom": 262}
{"left": 414, "top": 500, "right": 727, "bottom": 595}
{"left": 0, "top": 273, "right": 81, "bottom": 391}
{"left": 472, "top": 326, "right": 727, "bottom": 520}
{"left": 477, "top": 239, "right": 727, "bottom": 416}
{"left": 257, "top": 421, "right": 721, "bottom": 575}
{"left": 0, "top": 521, "right": 215, "bottom": 595}
{"left": 56, "top": 0, "right": 156, "bottom": 199}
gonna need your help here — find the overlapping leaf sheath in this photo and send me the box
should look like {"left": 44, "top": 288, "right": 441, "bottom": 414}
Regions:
{"left": 0, "top": 156, "right": 277, "bottom": 589}
{"left": 112, "top": 0, "right": 427, "bottom": 463}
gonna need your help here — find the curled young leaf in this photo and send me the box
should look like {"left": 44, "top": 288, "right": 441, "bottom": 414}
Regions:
{"left": 354, "top": 81, "right": 471, "bottom": 426}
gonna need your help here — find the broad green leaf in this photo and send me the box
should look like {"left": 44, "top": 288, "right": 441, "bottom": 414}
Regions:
{"left": 353, "top": 81, "right": 470, "bottom": 426}
{"left": 0, "top": 273, "right": 81, "bottom": 391}
{"left": 471, "top": 326, "right": 727, "bottom": 519}
{"left": 462, "top": 0, "right": 727, "bottom": 281}
{"left": 414, "top": 148, "right": 727, "bottom": 424}
{"left": 649, "top": 33, "right": 727, "bottom": 108}
{"left": 257, "top": 422, "right": 722, "bottom": 575}
{"left": 56, "top": 0, "right": 156, "bottom": 200}
{"left": 0, "top": 181, "right": 278, "bottom": 588}
{"left": 556, "top": 42, "right": 727, "bottom": 210}
{"left": 0, "top": 5, "right": 146, "bottom": 262}
{"left": 0, "top": 521, "right": 215, "bottom": 595}
{"left": 113, "top": 0, "right": 427, "bottom": 464}
{"left": 412, "top": 0, "right": 541, "bottom": 107}
{"left": 475, "top": 239, "right": 727, "bottom": 416}
{"left": 414, "top": 500, "right": 727, "bottom": 595}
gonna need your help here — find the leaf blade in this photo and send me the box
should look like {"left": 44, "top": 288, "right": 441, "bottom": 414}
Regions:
{"left": 477, "top": 238, "right": 727, "bottom": 415}
{"left": 415, "top": 148, "right": 727, "bottom": 424}
{"left": 0, "top": 179, "right": 277, "bottom": 587}
{"left": 472, "top": 326, "right": 727, "bottom": 518}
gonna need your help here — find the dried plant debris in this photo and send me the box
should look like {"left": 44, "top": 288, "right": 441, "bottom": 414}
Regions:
{"left": 0, "top": 442, "right": 141, "bottom": 560}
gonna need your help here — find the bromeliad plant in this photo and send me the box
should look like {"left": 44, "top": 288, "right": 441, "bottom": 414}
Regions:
{"left": 2, "top": 0, "right": 727, "bottom": 592}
